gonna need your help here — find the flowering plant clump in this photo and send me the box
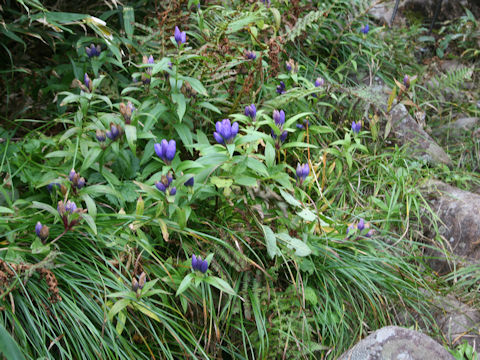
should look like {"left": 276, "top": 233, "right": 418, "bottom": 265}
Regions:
{"left": 213, "top": 119, "right": 239, "bottom": 145}
{"left": 69, "top": 169, "right": 86, "bottom": 190}
{"left": 244, "top": 50, "right": 256, "bottom": 60}
{"left": 191, "top": 254, "right": 208, "bottom": 273}
{"left": 57, "top": 200, "right": 85, "bottom": 232}
{"left": 154, "top": 140, "right": 176, "bottom": 164}
{"left": 347, "top": 219, "right": 374, "bottom": 238}
{"left": 106, "top": 123, "right": 123, "bottom": 141}
{"left": 155, "top": 174, "right": 176, "bottom": 196}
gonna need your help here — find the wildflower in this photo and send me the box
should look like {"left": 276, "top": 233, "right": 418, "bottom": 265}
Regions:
{"left": 120, "top": 101, "right": 135, "bottom": 124}
{"left": 47, "top": 182, "right": 60, "bottom": 192}
{"left": 35, "top": 222, "right": 49, "bottom": 241}
{"left": 69, "top": 169, "right": 86, "bottom": 190}
{"left": 271, "top": 129, "right": 288, "bottom": 143}
{"left": 273, "top": 110, "right": 285, "bottom": 127}
{"left": 403, "top": 75, "right": 410, "bottom": 89}
{"left": 65, "top": 200, "right": 77, "bottom": 213}
{"left": 132, "top": 278, "right": 139, "bottom": 292}
{"left": 192, "top": 254, "right": 208, "bottom": 273}
{"left": 285, "top": 59, "right": 297, "bottom": 73}
{"left": 155, "top": 181, "right": 166, "bottom": 192}
{"left": 141, "top": 55, "right": 154, "bottom": 84}
{"left": 365, "top": 229, "right": 375, "bottom": 238}
{"left": 96, "top": 129, "right": 106, "bottom": 142}
{"left": 276, "top": 81, "right": 286, "bottom": 94}
{"left": 296, "top": 119, "right": 309, "bottom": 130}
{"left": 84, "top": 73, "right": 92, "bottom": 92}
{"left": 357, "top": 218, "right": 365, "bottom": 231}
{"left": 360, "top": 24, "right": 369, "bottom": 34}
{"left": 296, "top": 163, "right": 309, "bottom": 185}
{"left": 174, "top": 26, "right": 187, "bottom": 45}
{"left": 106, "top": 123, "right": 122, "bottom": 141}
{"left": 244, "top": 50, "right": 256, "bottom": 60}
{"left": 57, "top": 201, "right": 66, "bottom": 217}
{"left": 85, "top": 44, "right": 101, "bottom": 58}
{"left": 286, "top": 62, "right": 292, "bottom": 72}
{"left": 138, "top": 272, "right": 147, "bottom": 289}
{"left": 351, "top": 121, "right": 361, "bottom": 134}
{"left": 155, "top": 173, "right": 174, "bottom": 193}
{"left": 244, "top": 104, "right": 256, "bottom": 121}
{"left": 184, "top": 177, "right": 194, "bottom": 187}
{"left": 315, "top": 77, "right": 325, "bottom": 87}
{"left": 213, "top": 119, "right": 239, "bottom": 145}
{"left": 154, "top": 139, "right": 176, "bottom": 164}
{"left": 169, "top": 187, "right": 177, "bottom": 196}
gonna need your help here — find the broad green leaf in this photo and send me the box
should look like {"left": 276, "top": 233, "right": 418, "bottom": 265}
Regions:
{"left": 32, "top": 201, "right": 58, "bottom": 217}
{"left": 262, "top": 225, "right": 280, "bottom": 258}
{"left": 279, "top": 189, "right": 301, "bottom": 207}
{"left": 171, "top": 93, "right": 186, "bottom": 122}
{"left": 132, "top": 302, "right": 161, "bottom": 322}
{"left": 297, "top": 208, "right": 316, "bottom": 222}
{"left": 82, "top": 213, "right": 97, "bottom": 235}
{"left": 125, "top": 125, "right": 137, "bottom": 154}
{"left": 204, "top": 276, "right": 237, "bottom": 296}
{"left": 0, "top": 322, "right": 26, "bottom": 360}
{"left": 176, "top": 273, "right": 194, "bottom": 296}
{"left": 265, "top": 142, "right": 275, "bottom": 168}
{"left": 108, "top": 298, "right": 131, "bottom": 320}
{"left": 81, "top": 194, "right": 97, "bottom": 219}
{"left": 80, "top": 147, "right": 101, "bottom": 173}
{"left": 31, "top": 238, "right": 50, "bottom": 255}
{"left": 123, "top": 7, "right": 134, "bottom": 40}
{"left": 276, "top": 232, "right": 311, "bottom": 257}
{"left": 210, "top": 177, "right": 233, "bottom": 188}
{"left": 116, "top": 310, "right": 127, "bottom": 335}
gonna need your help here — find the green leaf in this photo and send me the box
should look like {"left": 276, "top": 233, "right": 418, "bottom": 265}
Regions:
{"left": 172, "top": 93, "right": 187, "bottom": 122}
{"left": 80, "top": 147, "right": 101, "bottom": 173}
{"left": 297, "top": 208, "right": 316, "bottom": 222}
{"left": 304, "top": 287, "right": 318, "bottom": 306}
{"left": 176, "top": 273, "right": 194, "bottom": 296}
{"left": 123, "top": 6, "right": 134, "bottom": 40}
{"left": 265, "top": 142, "right": 275, "bottom": 168}
{"left": 0, "top": 322, "right": 26, "bottom": 360}
{"left": 82, "top": 213, "right": 97, "bottom": 235}
{"left": 124, "top": 125, "right": 137, "bottom": 154}
{"left": 108, "top": 298, "right": 131, "bottom": 320}
{"left": 276, "top": 232, "right": 311, "bottom": 257}
{"left": 31, "top": 201, "right": 58, "bottom": 217}
{"left": 204, "top": 276, "right": 237, "bottom": 296}
{"left": 116, "top": 310, "right": 127, "bottom": 335}
{"left": 235, "top": 175, "right": 257, "bottom": 187}
{"left": 262, "top": 225, "right": 280, "bottom": 258}
{"left": 132, "top": 302, "right": 161, "bottom": 322}
{"left": 279, "top": 189, "right": 301, "bottom": 207}
{"left": 210, "top": 177, "right": 233, "bottom": 188}
{"left": 182, "top": 76, "right": 208, "bottom": 96}
{"left": 81, "top": 194, "right": 97, "bottom": 219}
{"left": 31, "top": 238, "right": 50, "bottom": 255}
{"left": 0, "top": 206, "right": 14, "bottom": 214}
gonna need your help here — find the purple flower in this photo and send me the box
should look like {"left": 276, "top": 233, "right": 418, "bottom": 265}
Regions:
{"left": 296, "top": 163, "right": 309, "bottom": 184}
{"left": 403, "top": 75, "right": 410, "bottom": 89}
{"left": 184, "top": 177, "right": 194, "bottom": 187}
{"left": 296, "top": 119, "right": 309, "bottom": 130}
{"left": 155, "top": 181, "right": 166, "bottom": 192}
{"left": 360, "top": 24, "right": 369, "bottom": 34}
{"left": 192, "top": 254, "right": 208, "bottom": 273}
{"left": 174, "top": 26, "right": 187, "bottom": 45}
{"left": 142, "top": 55, "right": 154, "bottom": 84}
{"left": 84, "top": 73, "right": 91, "bottom": 91}
{"left": 315, "top": 77, "right": 324, "bottom": 87}
{"left": 77, "top": 177, "right": 86, "bottom": 189}
{"left": 69, "top": 169, "right": 76, "bottom": 181}
{"left": 365, "top": 229, "right": 374, "bottom": 238}
{"left": 286, "top": 62, "right": 292, "bottom": 72}
{"left": 35, "top": 222, "right": 42, "bottom": 236}
{"left": 106, "top": 123, "right": 121, "bottom": 140}
{"left": 47, "top": 182, "right": 60, "bottom": 192}
{"left": 273, "top": 110, "right": 285, "bottom": 127}
{"left": 271, "top": 129, "right": 288, "bottom": 143}
{"left": 357, "top": 218, "right": 365, "bottom": 231}
{"left": 276, "top": 81, "right": 286, "bottom": 94}
{"left": 169, "top": 187, "right": 177, "bottom": 196}
{"left": 65, "top": 201, "right": 77, "bottom": 213}
{"left": 154, "top": 139, "right": 176, "bottom": 163}
{"left": 85, "top": 44, "right": 101, "bottom": 58}
{"left": 346, "top": 224, "right": 355, "bottom": 235}
{"left": 213, "top": 119, "right": 239, "bottom": 145}
{"left": 261, "top": 0, "right": 271, "bottom": 8}
{"left": 245, "top": 50, "right": 256, "bottom": 60}
{"left": 351, "top": 121, "right": 361, "bottom": 134}
{"left": 96, "top": 129, "right": 106, "bottom": 142}
{"left": 244, "top": 104, "right": 256, "bottom": 120}
{"left": 155, "top": 173, "right": 174, "bottom": 193}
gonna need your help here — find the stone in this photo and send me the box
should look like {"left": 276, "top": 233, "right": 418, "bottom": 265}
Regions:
{"left": 421, "top": 180, "right": 480, "bottom": 273}
{"left": 369, "top": 2, "right": 395, "bottom": 25}
{"left": 432, "top": 117, "right": 480, "bottom": 138}
{"left": 388, "top": 103, "right": 452, "bottom": 166}
{"left": 338, "top": 326, "right": 454, "bottom": 360}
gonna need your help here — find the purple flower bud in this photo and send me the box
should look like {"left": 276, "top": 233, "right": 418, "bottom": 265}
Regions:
{"left": 174, "top": 26, "right": 187, "bottom": 45}
{"left": 69, "top": 169, "right": 76, "bottom": 181}
{"left": 65, "top": 201, "right": 77, "bottom": 213}
{"left": 155, "top": 181, "right": 166, "bottom": 192}
{"left": 273, "top": 110, "right": 285, "bottom": 127}
{"left": 154, "top": 139, "right": 176, "bottom": 163}
{"left": 315, "top": 77, "right": 324, "bottom": 87}
{"left": 357, "top": 219, "right": 365, "bottom": 231}
{"left": 96, "top": 129, "right": 106, "bottom": 142}
{"left": 169, "top": 187, "right": 177, "bottom": 196}
{"left": 199, "top": 259, "right": 208, "bottom": 273}
{"left": 245, "top": 50, "right": 256, "bottom": 60}
{"left": 296, "top": 123, "right": 304, "bottom": 129}
{"left": 57, "top": 201, "right": 66, "bottom": 216}
{"left": 84, "top": 73, "right": 91, "bottom": 91}
{"left": 296, "top": 163, "right": 309, "bottom": 184}
{"left": 47, "top": 182, "right": 60, "bottom": 192}
{"left": 245, "top": 104, "right": 257, "bottom": 120}
{"left": 214, "top": 119, "right": 239, "bottom": 145}
{"left": 77, "top": 177, "right": 86, "bottom": 189}
{"left": 360, "top": 24, "right": 369, "bottom": 34}
{"left": 85, "top": 44, "right": 101, "bottom": 58}
{"left": 35, "top": 222, "right": 42, "bottom": 236}
{"left": 106, "top": 124, "right": 120, "bottom": 140}
{"left": 351, "top": 121, "right": 361, "bottom": 134}
{"left": 403, "top": 75, "right": 410, "bottom": 89}
{"left": 191, "top": 255, "right": 208, "bottom": 273}
{"left": 365, "top": 229, "right": 374, "bottom": 238}
{"left": 286, "top": 62, "right": 292, "bottom": 72}
{"left": 192, "top": 254, "right": 198, "bottom": 270}
{"left": 185, "top": 177, "right": 194, "bottom": 187}
{"left": 276, "top": 81, "right": 286, "bottom": 94}
{"left": 279, "top": 130, "right": 288, "bottom": 143}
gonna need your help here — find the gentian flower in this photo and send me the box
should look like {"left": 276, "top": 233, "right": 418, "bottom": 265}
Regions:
{"left": 85, "top": 44, "right": 101, "bottom": 58}
{"left": 403, "top": 75, "right": 410, "bottom": 89}
{"left": 296, "top": 119, "right": 310, "bottom": 130}
{"left": 244, "top": 104, "right": 256, "bottom": 120}
{"left": 84, "top": 73, "right": 92, "bottom": 92}
{"left": 96, "top": 129, "right": 106, "bottom": 142}
{"left": 65, "top": 200, "right": 77, "bottom": 213}
{"left": 192, "top": 254, "right": 208, "bottom": 273}
{"left": 120, "top": 101, "right": 135, "bottom": 124}
{"left": 351, "top": 121, "right": 361, "bottom": 134}
{"left": 35, "top": 222, "right": 49, "bottom": 241}
{"left": 47, "top": 182, "right": 60, "bottom": 192}
{"left": 213, "top": 119, "right": 239, "bottom": 145}
{"left": 273, "top": 110, "right": 285, "bottom": 127}
{"left": 155, "top": 182, "right": 166, "bottom": 192}
{"left": 271, "top": 129, "right": 288, "bottom": 143}
{"left": 169, "top": 187, "right": 177, "bottom": 196}
{"left": 285, "top": 59, "right": 296, "bottom": 73}
{"left": 155, "top": 173, "right": 174, "bottom": 194}
{"left": 142, "top": 55, "right": 154, "bottom": 84}
{"left": 57, "top": 200, "right": 84, "bottom": 232}
{"left": 276, "top": 81, "right": 286, "bottom": 94}
{"left": 184, "top": 177, "right": 194, "bottom": 187}
{"left": 69, "top": 169, "right": 85, "bottom": 190}
{"left": 286, "top": 62, "right": 292, "bottom": 72}
{"left": 174, "top": 26, "right": 187, "bottom": 45}
{"left": 106, "top": 123, "right": 122, "bottom": 140}
{"left": 315, "top": 77, "right": 325, "bottom": 87}
{"left": 357, "top": 218, "right": 365, "bottom": 231}
{"left": 244, "top": 50, "right": 256, "bottom": 60}
{"left": 360, "top": 24, "right": 369, "bottom": 34}
{"left": 154, "top": 139, "right": 176, "bottom": 164}
{"left": 296, "top": 163, "right": 309, "bottom": 185}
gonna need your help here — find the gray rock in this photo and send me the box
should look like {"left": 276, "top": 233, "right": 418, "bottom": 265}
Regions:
{"left": 338, "top": 326, "right": 454, "bottom": 360}
{"left": 389, "top": 104, "right": 452, "bottom": 166}
{"left": 421, "top": 180, "right": 480, "bottom": 273}
{"left": 369, "top": 2, "right": 395, "bottom": 25}
{"left": 432, "top": 117, "right": 480, "bottom": 138}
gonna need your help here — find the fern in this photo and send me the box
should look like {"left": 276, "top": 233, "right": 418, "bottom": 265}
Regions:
{"left": 429, "top": 65, "right": 473, "bottom": 93}
{"left": 287, "top": 10, "right": 325, "bottom": 43}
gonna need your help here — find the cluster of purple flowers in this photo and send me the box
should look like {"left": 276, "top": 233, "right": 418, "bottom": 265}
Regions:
{"left": 361, "top": 24, "right": 369, "bottom": 34}
{"left": 347, "top": 219, "right": 374, "bottom": 238}
{"left": 120, "top": 101, "right": 135, "bottom": 124}
{"left": 35, "top": 222, "right": 49, "bottom": 241}
{"left": 296, "top": 163, "right": 309, "bottom": 185}
{"left": 271, "top": 109, "right": 288, "bottom": 145}
{"left": 351, "top": 121, "right": 361, "bottom": 134}
{"left": 244, "top": 104, "right": 256, "bottom": 121}
{"left": 244, "top": 50, "right": 256, "bottom": 60}
{"left": 69, "top": 169, "right": 86, "bottom": 189}
{"left": 192, "top": 254, "right": 208, "bottom": 273}
{"left": 106, "top": 123, "right": 123, "bottom": 141}
{"left": 154, "top": 139, "right": 176, "bottom": 164}
{"left": 155, "top": 174, "right": 176, "bottom": 196}
{"left": 276, "top": 81, "right": 286, "bottom": 95}
{"left": 85, "top": 44, "right": 101, "bottom": 58}
{"left": 213, "top": 119, "right": 239, "bottom": 145}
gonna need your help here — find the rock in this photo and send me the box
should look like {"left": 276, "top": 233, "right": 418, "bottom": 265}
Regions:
{"left": 338, "top": 326, "right": 454, "bottom": 360}
{"left": 369, "top": 2, "right": 394, "bottom": 25}
{"left": 432, "top": 117, "right": 480, "bottom": 138}
{"left": 421, "top": 180, "right": 480, "bottom": 273}
{"left": 388, "top": 103, "right": 452, "bottom": 166}
{"left": 432, "top": 295, "right": 480, "bottom": 352}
